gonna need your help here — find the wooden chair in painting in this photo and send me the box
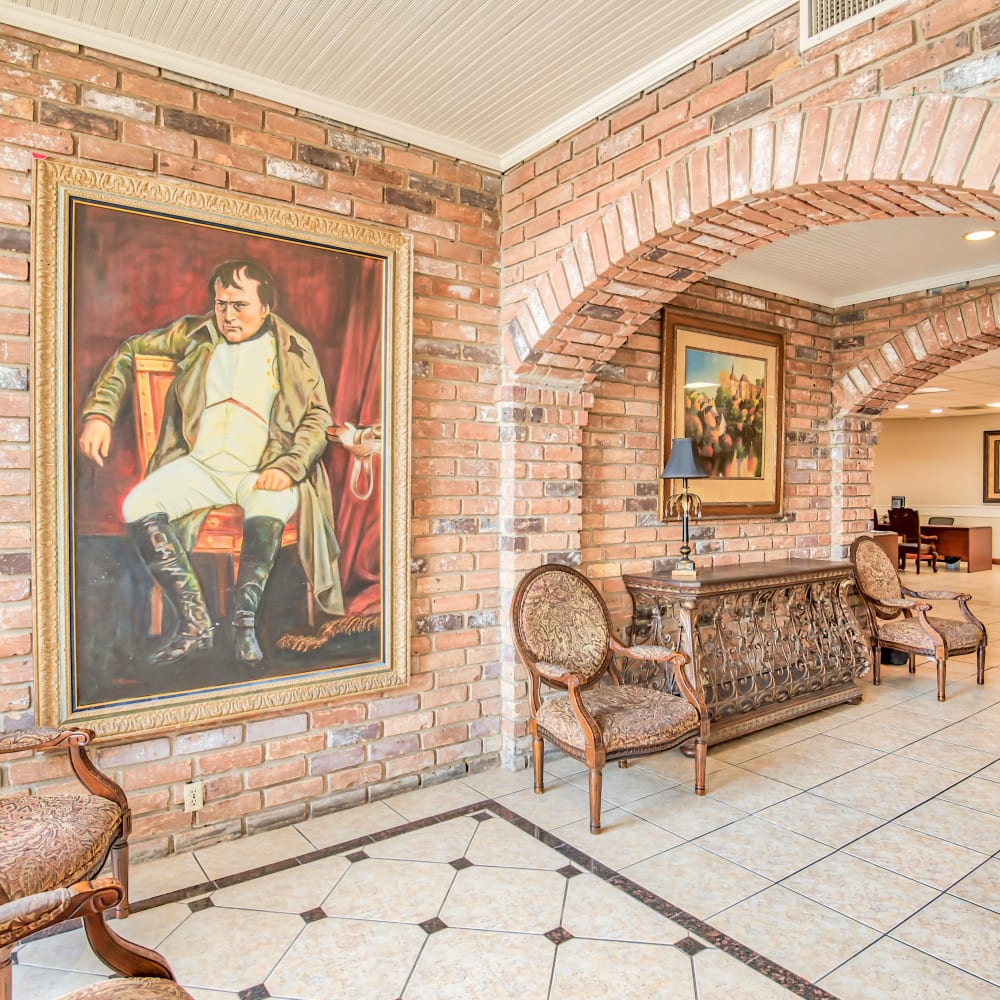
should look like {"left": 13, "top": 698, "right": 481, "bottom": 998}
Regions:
{"left": 131, "top": 355, "right": 301, "bottom": 629}
{"left": 1, "top": 878, "right": 193, "bottom": 999}
{"left": 887, "top": 506, "right": 937, "bottom": 574}
{"left": 510, "top": 563, "right": 709, "bottom": 834}
{"left": 0, "top": 727, "right": 132, "bottom": 1000}
{"left": 850, "top": 535, "right": 986, "bottom": 702}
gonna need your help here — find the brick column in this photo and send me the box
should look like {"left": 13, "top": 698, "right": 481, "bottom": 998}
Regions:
{"left": 497, "top": 382, "right": 589, "bottom": 768}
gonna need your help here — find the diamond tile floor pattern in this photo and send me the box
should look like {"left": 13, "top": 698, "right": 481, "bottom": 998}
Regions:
{"left": 13, "top": 568, "right": 1000, "bottom": 999}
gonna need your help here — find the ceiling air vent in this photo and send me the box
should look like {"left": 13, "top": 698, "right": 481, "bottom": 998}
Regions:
{"left": 801, "top": 0, "right": 911, "bottom": 49}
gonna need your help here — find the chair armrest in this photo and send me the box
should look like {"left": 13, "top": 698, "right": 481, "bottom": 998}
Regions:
{"left": 668, "top": 651, "right": 708, "bottom": 718}
{"left": 0, "top": 887, "right": 72, "bottom": 945}
{"left": 0, "top": 726, "right": 93, "bottom": 755}
{"left": 564, "top": 674, "right": 603, "bottom": 748}
{"left": 907, "top": 589, "right": 968, "bottom": 602}
{"left": 610, "top": 637, "right": 675, "bottom": 661}
{"left": 0, "top": 880, "right": 175, "bottom": 981}
{"left": 880, "top": 596, "right": 929, "bottom": 611}
{"left": 0, "top": 726, "right": 129, "bottom": 814}
{"left": 535, "top": 661, "right": 570, "bottom": 680}
{"left": 0, "top": 880, "right": 122, "bottom": 947}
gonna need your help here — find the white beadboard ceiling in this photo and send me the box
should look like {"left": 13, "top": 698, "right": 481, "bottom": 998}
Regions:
{"left": 0, "top": 0, "right": 789, "bottom": 170}
{"left": 4, "top": 0, "right": 1000, "bottom": 414}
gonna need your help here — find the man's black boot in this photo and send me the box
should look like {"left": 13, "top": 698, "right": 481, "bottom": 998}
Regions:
{"left": 232, "top": 516, "right": 283, "bottom": 663}
{"left": 129, "top": 513, "right": 214, "bottom": 663}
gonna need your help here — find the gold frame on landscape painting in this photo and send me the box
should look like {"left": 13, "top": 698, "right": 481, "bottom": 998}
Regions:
{"left": 32, "top": 159, "right": 412, "bottom": 740}
{"left": 659, "top": 309, "right": 784, "bottom": 519}
{"left": 983, "top": 430, "right": 1000, "bottom": 503}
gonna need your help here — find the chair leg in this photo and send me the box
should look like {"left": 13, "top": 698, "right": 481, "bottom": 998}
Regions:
{"left": 977, "top": 644, "right": 985, "bottom": 685}
{"left": 588, "top": 767, "right": 603, "bottom": 833}
{"left": 936, "top": 658, "right": 947, "bottom": 702}
{"left": 872, "top": 645, "right": 881, "bottom": 685}
{"left": 694, "top": 740, "right": 707, "bottom": 795}
{"left": 1, "top": 945, "right": 11, "bottom": 1000}
{"left": 908, "top": 653, "right": 916, "bottom": 674}
{"left": 532, "top": 735, "right": 544, "bottom": 794}
{"left": 111, "top": 837, "right": 130, "bottom": 919}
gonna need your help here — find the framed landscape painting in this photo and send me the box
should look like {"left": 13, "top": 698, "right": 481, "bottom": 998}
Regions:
{"left": 32, "top": 160, "right": 411, "bottom": 740}
{"left": 660, "top": 309, "right": 784, "bottom": 519}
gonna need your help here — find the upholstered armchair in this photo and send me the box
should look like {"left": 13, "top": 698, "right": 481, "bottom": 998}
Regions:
{"left": 0, "top": 879, "right": 192, "bottom": 999}
{"left": 850, "top": 535, "right": 987, "bottom": 702}
{"left": 511, "top": 563, "right": 708, "bottom": 833}
{"left": 0, "top": 727, "right": 131, "bottom": 999}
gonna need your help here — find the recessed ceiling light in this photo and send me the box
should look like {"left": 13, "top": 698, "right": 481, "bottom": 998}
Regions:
{"left": 989, "top": 402, "right": 1000, "bottom": 408}
{"left": 912, "top": 386, "right": 948, "bottom": 394}
{"left": 895, "top": 403, "right": 909, "bottom": 409}
{"left": 930, "top": 408, "right": 943, "bottom": 414}
{"left": 963, "top": 229, "right": 997, "bottom": 242}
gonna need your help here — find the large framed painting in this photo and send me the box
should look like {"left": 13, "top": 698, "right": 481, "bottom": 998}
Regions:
{"left": 659, "top": 309, "right": 784, "bottom": 519}
{"left": 32, "top": 160, "right": 411, "bottom": 740}
{"left": 984, "top": 430, "right": 1000, "bottom": 502}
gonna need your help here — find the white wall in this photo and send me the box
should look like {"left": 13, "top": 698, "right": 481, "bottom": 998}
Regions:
{"left": 873, "top": 414, "right": 1000, "bottom": 557}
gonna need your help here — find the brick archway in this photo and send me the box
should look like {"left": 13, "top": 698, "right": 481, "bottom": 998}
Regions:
{"left": 834, "top": 287, "right": 1000, "bottom": 416}
{"left": 503, "top": 95, "right": 1000, "bottom": 386}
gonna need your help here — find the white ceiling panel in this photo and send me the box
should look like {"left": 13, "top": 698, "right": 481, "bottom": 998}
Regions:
{"left": 0, "top": 0, "right": 789, "bottom": 168}
{"left": 712, "top": 218, "right": 1000, "bottom": 309}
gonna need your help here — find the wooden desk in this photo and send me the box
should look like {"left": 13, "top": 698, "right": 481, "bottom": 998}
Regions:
{"left": 870, "top": 530, "right": 898, "bottom": 567}
{"left": 920, "top": 524, "right": 993, "bottom": 573}
{"left": 623, "top": 559, "right": 870, "bottom": 747}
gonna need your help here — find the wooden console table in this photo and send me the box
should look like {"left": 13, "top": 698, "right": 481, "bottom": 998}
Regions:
{"left": 919, "top": 524, "right": 993, "bottom": 573}
{"left": 622, "top": 559, "right": 870, "bottom": 747}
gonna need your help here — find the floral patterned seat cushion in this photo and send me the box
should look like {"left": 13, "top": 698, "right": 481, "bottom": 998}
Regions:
{"left": 0, "top": 794, "right": 122, "bottom": 902}
{"left": 878, "top": 615, "right": 984, "bottom": 655}
{"left": 63, "top": 980, "right": 194, "bottom": 999}
{"left": 537, "top": 685, "right": 699, "bottom": 754}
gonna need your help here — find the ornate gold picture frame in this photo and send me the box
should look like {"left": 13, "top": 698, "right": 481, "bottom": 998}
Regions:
{"left": 984, "top": 430, "right": 1000, "bottom": 503}
{"left": 660, "top": 309, "right": 784, "bottom": 519}
{"left": 32, "top": 160, "right": 412, "bottom": 740}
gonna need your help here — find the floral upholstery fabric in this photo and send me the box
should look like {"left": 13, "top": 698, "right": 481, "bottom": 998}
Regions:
{"left": 62, "top": 980, "right": 194, "bottom": 999}
{"left": 537, "top": 685, "right": 699, "bottom": 754}
{"left": 854, "top": 538, "right": 904, "bottom": 614}
{"left": 878, "top": 615, "right": 984, "bottom": 655}
{"left": 515, "top": 569, "right": 611, "bottom": 682}
{"left": 0, "top": 794, "right": 122, "bottom": 903}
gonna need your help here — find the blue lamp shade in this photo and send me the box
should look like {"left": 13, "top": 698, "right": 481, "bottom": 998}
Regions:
{"left": 661, "top": 437, "right": 707, "bottom": 481}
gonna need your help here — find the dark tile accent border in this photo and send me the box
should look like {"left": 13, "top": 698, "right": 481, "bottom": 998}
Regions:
{"left": 45, "top": 795, "right": 840, "bottom": 1000}
{"left": 237, "top": 986, "right": 270, "bottom": 1000}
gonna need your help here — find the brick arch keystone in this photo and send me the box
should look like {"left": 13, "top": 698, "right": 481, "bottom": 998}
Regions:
{"left": 504, "top": 95, "right": 1000, "bottom": 385}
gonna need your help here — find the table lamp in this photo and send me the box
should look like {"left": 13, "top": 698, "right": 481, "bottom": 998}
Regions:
{"left": 661, "top": 437, "right": 708, "bottom": 579}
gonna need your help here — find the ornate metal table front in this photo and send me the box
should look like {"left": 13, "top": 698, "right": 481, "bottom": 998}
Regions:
{"left": 623, "top": 559, "right": 870, "bottom": 747}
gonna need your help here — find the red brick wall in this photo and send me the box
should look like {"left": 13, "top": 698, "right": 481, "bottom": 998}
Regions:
{"left": 0, "top": 24, "right": 504, "bottom": 857}
{"left": 1, "top": 0, "right": 999, "bottom": 858}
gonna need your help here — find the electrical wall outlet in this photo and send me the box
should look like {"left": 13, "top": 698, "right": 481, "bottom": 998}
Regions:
{"left": 183, "top": 780, "right": 204, "bottom": 813}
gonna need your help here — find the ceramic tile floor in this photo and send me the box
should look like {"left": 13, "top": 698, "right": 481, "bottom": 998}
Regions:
{"left": 14, "top": 567, "right": 1000, "bottom": 999}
